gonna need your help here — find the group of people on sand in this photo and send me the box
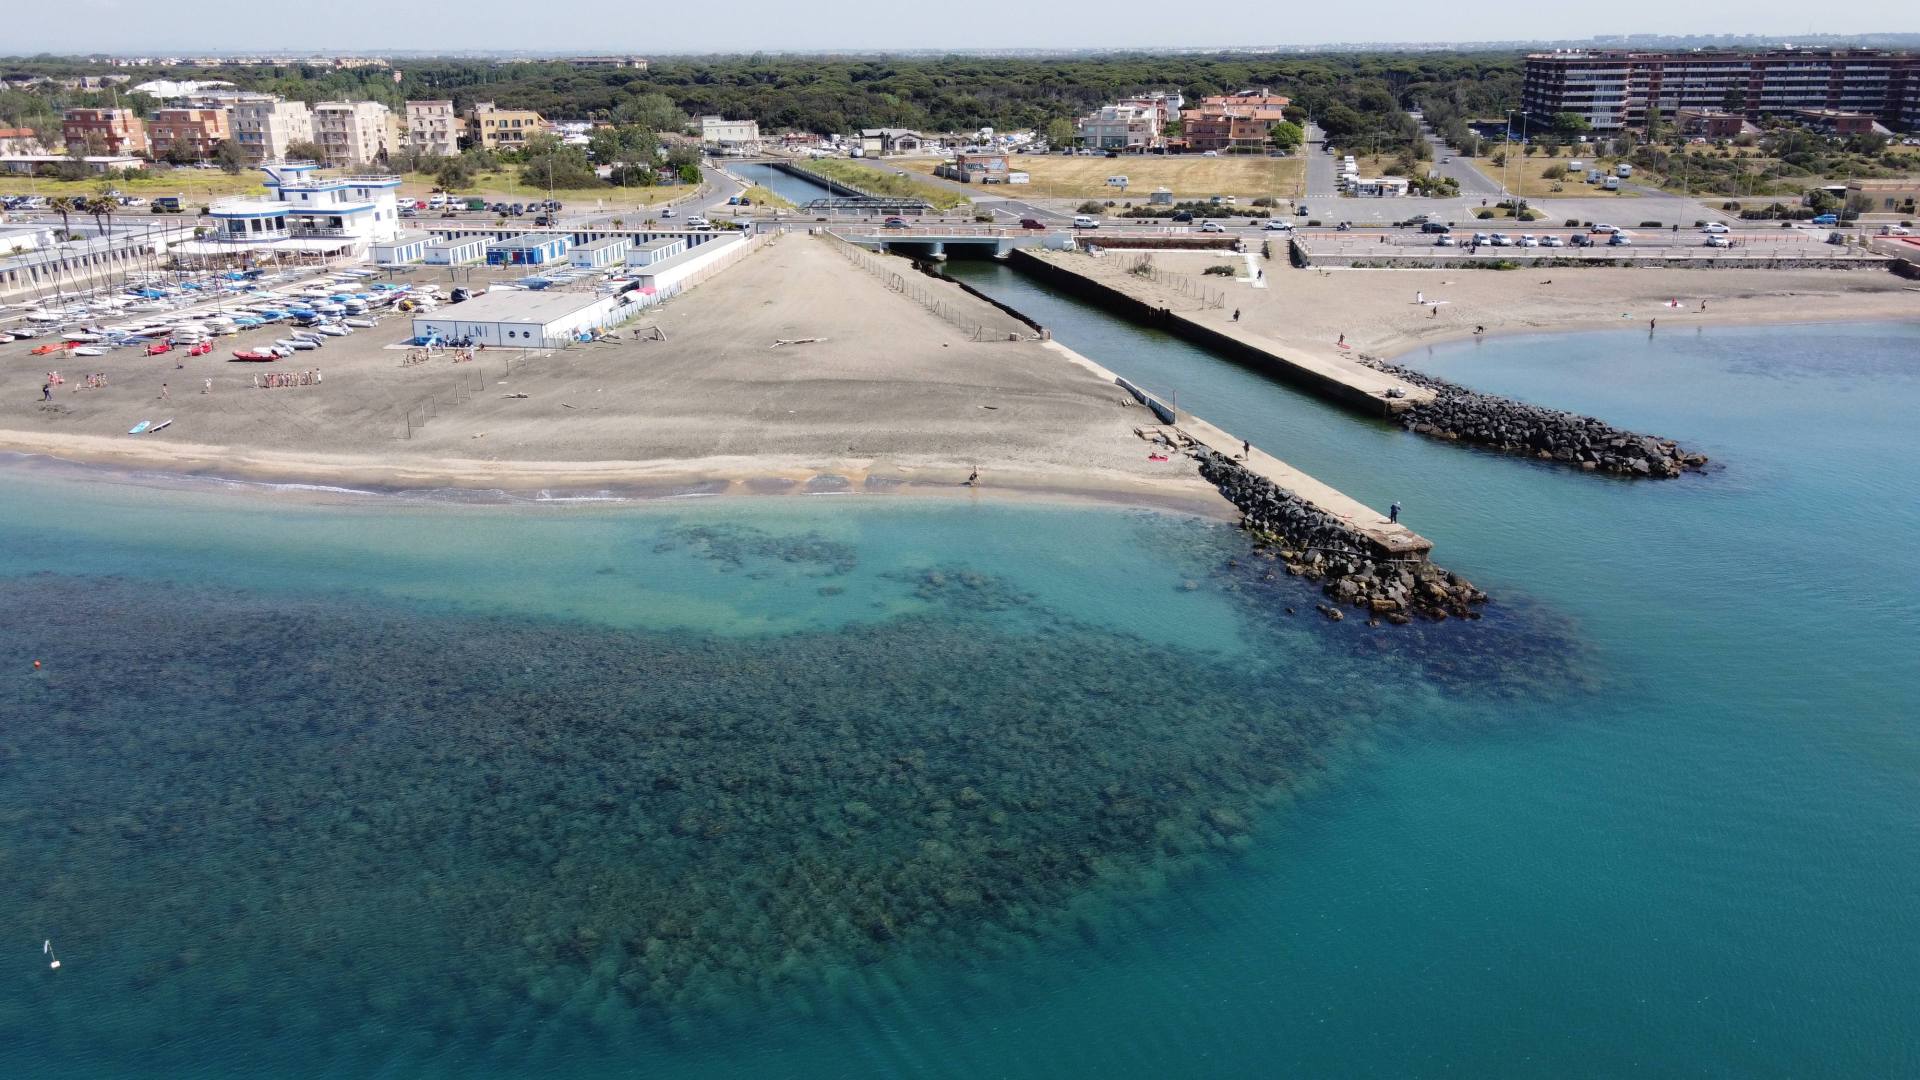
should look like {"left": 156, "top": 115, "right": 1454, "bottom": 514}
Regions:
{"left": 404, "top": 347, "right": 475, "bottom": 366}
{"left": 253, "top": 369, "right": 322, "bottom": 390}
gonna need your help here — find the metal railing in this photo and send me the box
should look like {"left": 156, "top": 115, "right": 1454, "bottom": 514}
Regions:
{"left": 822, "top": 232, "right": 1026, "bottom": 341}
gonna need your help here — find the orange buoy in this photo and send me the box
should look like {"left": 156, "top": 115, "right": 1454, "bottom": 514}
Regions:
{"left": 33, "top": 660, "right": 41, "bottom": 669}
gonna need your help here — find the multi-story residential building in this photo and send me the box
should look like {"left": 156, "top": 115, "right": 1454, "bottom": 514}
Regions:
{"left": 147, "top": 108, "right": 230, "bottom": 160}
{"left": 312, "top": 100, "right": 397, "bottom": 168}
{"left": 228, "top": 96, "right": 314, "bottom": 163}
{"left": 404, "top": 100, "right": 459, "bottom": 158}
{"left": 0, "top": 127, "right": 47, "bottom": 155}
{"left": 1076, "top": 91, "right": 1184, "bottom": 151}
{"left": 61, "top": 108, "right": 149, "bottom": 156}
{"left": 698, "top": 116, "right": 761, "bottom": 150}
{"left": 1076, "top": 104, "right": 1161, "bottom": 151}
{"left": 1181, "top": 89, "right": 1292, "bottom": 154}
{"left": 1523, "top": 49, "right": 1919, "bottom": 133}
{"left": 564, "top": 56, "right": 648, "bottom": 69}
{"left": 468, "top": 103, "right": 546, "bottom": 151}
{"left": 194, "top": 161, "right": 402, "bottom": 262}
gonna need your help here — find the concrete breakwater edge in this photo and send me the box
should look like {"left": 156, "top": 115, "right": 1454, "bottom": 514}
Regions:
{"left": 1354, "top": 355, "right": 1709, "bottom": 477}
{"left": 1006, "top": 249, "right": 1709, "bottom": 479}
{"left": 1194, "top": 450, "right": 1487, "bottom": 623}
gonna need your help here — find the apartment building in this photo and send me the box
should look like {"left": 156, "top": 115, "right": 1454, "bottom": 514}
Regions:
{"left": 312, "top": 100, "right": 397, "bottom": 168}
{"left": 1524, "top": 49, "right": 1920, "bottom": 133}
{"left": 147, "top": 108, "right": 230, "bottom": 160}
{"left": 1181, "top": 89, "right": 1292, "bottom": 154}
{"left": 228, "top": 96, "right": 315, "bottom": 163}
{"left": 1076, "top": 91, "right": 1184, "bottom": 151}
{"left": 469, "top": 102, "right": 546, "bottom": 151}
{"left": 61, "top": 108, "right": 149, "bottom": 156}
{"left": 404, "top": 100, "right": 459, "bottom": 158}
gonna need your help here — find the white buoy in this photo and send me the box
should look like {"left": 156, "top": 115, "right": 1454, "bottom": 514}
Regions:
{"left": 44, "top": 939, "right": 59, "bottom": 969}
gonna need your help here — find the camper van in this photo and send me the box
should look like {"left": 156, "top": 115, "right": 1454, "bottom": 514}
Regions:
{"left": 1603, "top": 176, "right": 1621, "bottom": 190}
{"left": 1616, "top": 163, "right": 1634, "bottom": 179}
{"left": 1106, "top": 175, "right": 1129, "bottom": 188}
{"left": 1587, "top": 169, "right": 1603, "bottom": 184}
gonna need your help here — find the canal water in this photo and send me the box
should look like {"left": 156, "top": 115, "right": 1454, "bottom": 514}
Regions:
{"left": 730, "top": 161, "right": 839, "bottom": 207}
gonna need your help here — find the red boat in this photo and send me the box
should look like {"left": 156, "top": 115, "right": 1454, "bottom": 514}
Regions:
{"left": 145, "top": 341, "right": 172, "bottom": 356}
{"left": 230, "top": 349, "right": 280, "bottom": 362}
{"left": 32, "top": 343, "right": 72, "bottom": 355}
{"left": 188, "top": 341, "right": 214, "bottom": 356}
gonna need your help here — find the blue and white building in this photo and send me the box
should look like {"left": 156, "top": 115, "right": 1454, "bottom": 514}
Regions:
{"left": 569, "top": 236, "right": 630, "bottom": 269}
{"left": 486, "top": 232, "right": 571, "bottom": 266}
{"left": 177, "top": 161, "right": 404, "bottom": 263}
{"left": 369, "top": 230, "right": 431, "bottom": 265}
{"left": 423, "top": 234, "right": 490, "bottom": 265}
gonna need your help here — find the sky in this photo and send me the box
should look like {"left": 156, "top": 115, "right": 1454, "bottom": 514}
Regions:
{"left": 7, "top": 0, "right": 1914, "bottom": 54}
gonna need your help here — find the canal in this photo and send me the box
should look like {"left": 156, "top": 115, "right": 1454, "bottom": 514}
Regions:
{"left": 730, "top": 162, "right": 839, "bottom": 207}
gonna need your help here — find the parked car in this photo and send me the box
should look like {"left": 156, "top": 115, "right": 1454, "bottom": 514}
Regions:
{"left": 1296, "top": 206, "right": 1309, "bottom": 216}
{"left": 661, "top": 208, "right": 675, "bottom": 218}
{"left": 1420, "top": 222, "right": 1450, "bottom": 234}
{"left": 1540, "top": 235, "right": 1565, "bottom": 247}
{"left": 1488, "top": 233, "right": 1511, "bottom": 246}
{"left": 1518, "top": 234, "right": 1539, "bottom": 246}
{"left": 1434, "top": 236, "right": 1457, "bottom": 246}
{"left": 1072, "top": 214, "right": 1100, "bottom": 228}
{"left": 1198, "top": 220, "right": 1226, "bottom": 233}
{"left": 1881, "top": 225, "right": 1912, "bottom": 236}
{"left": 1019, "top": 218, "right": 1047, "bottom": 230}
{"left": 1809, "top": 214, "right": 1838, "bottom": 226}
{"left": 1570, "top": 233, "right": 1593, "bottom": 247}
{"left": 686, "top": 216, "right": 710, "bottom": 228}
{"left": 532, "top": 214, "right": 551, "bottom": 226}
{"left": 1591, "top": 223, "right": 1619, "bottom": 234}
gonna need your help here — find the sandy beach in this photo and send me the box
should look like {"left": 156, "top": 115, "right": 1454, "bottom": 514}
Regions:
{"left": 1035, "top": 248, "right": 1920, "bottom": 361}
{"left": 2, "top": 236, "right": 1223, "bottom": 511}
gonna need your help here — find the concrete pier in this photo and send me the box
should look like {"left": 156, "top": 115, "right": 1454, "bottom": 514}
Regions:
{"left": 1044, "top": 341, "right": 1432, "bottom": 561}
{"left": 1012, "top": 249, "right": 1434, "bottom": 418}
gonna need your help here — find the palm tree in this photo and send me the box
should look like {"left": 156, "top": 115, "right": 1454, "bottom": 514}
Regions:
{"left": 611, "top": 217, "right": 624, "bottom": 230}
{"left": 85, "top": 195, "right": 116, "bottom": 239}
{"left": 49, "top": 196, "right": 79, "bottom": 240}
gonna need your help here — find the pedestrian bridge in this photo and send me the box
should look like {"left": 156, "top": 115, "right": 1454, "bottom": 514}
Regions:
{"left": 832, "top": 225, "right": 1025, "bottom": 260}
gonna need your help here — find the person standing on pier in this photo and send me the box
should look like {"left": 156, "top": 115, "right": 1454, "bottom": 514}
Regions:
{"left": 1232, "top": 309, "right": 1241, "bottom": 322}
{"left": 1389, "top": 502, "right": 1401, "bottom": 525}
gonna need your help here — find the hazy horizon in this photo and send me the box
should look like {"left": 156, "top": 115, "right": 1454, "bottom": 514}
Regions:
{"left": 6, "top": 0, "right": 1915, "bottom": 55}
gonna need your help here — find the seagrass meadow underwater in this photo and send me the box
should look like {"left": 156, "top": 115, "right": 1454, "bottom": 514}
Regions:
{"left": 2, "top": 316, "right": 1919, "bottom": 1078}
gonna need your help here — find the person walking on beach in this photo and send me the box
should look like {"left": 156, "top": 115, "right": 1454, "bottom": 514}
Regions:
{"left": 1232, "top": 309, "right": 1241, "bottom": 322}
{"left": 1649, "top": 318, "right": 1657, "bottom": 331}
{"left": 1416, "top": 291, "right": 1424, "bottom": 305}
{"left": 1242, "top": 440, "right": 1251, "bottom": 460}
{"left": 159, "top": 383, "right": 169, "bottom": 400}
{"left": 967, "top": 467, "right": 979, "bottom": 487}
{"left": 1337, "top": 333, "right": 1346, "bottom": 347}
{"left": 41, "top": 382, "right": 52, "bottom": 402}
{"left": 202, "top": 377, "right": 212, "bottom": 395}
{"left": 1388, "top": 501, "right": 1401, "bottom": 525}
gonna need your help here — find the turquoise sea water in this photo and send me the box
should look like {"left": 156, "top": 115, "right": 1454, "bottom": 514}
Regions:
{"left": 3, "top": 310, "right": 1918, "bottom": 1077}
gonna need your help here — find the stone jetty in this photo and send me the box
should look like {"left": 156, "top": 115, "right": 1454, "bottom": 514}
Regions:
{"left": 1195, "top": 450, "right": 1487, "bottom": 623}
{"left": 1355, "top": 355, "right": 1709, "bottom": 477}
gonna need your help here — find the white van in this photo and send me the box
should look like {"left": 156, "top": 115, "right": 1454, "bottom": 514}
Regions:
{"left": 427, "top": 195, "right": 446, "bottom": 209}
{"left": 1106, "top": 175, "right": 1129, "bottom": 188}
{"left": 1616, "top": 163, "right": 1634, "bottom": 178}
{"left": 1072, "top": 215, "right": 1100, "bottom": 228}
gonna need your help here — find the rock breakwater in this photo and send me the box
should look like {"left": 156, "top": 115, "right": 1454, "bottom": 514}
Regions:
{"left": 1196, "top": 451, "right": 1486, "bottom": 623}
{"left": 1355, "top": 356, "right": 1708, "bottom": 477}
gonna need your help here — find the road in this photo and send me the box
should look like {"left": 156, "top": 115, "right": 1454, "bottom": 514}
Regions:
{"left": 1415, "top": 119, "right": 1503, "bottom": 196}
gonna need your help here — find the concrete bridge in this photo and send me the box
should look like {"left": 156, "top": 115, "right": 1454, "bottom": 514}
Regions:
{"left": 833, "top": 225, "right": 1035, "bottom": 260}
